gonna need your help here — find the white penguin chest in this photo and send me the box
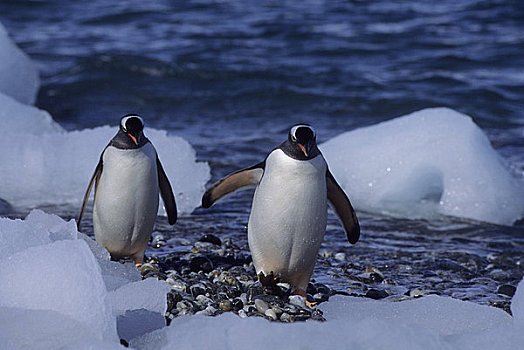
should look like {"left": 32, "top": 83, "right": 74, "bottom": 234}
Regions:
{"left": 97, "top": 143, "right": 159, "bottom": 203}
{"left": 248, "top": 150, "right": 328, "bottom": 257}
{"left": 93, "top": 144, "right": 159, "bottom": 246}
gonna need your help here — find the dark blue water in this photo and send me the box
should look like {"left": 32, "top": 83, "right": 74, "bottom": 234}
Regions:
{"left": 1, "top": 0, "right": 523, "bottom": 310}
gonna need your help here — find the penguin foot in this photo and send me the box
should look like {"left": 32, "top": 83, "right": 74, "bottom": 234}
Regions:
{"left": 258, "top": 271, "right": 281, "bottom": 288}
{"left": 132, "top": 253, "right": 146, "bottom": 267}
{"left": 135, "top": 258, "right": 157, "bottom": 267}
{"left": 137, "top": 262, "right": 159, "bottom": 276}
{"left": 296, "top": 289, "right": 317, "bottom": 309}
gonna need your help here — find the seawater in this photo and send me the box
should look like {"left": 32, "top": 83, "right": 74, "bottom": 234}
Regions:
{"left": 1, "top": 0, "right": 523, "bottom": 311}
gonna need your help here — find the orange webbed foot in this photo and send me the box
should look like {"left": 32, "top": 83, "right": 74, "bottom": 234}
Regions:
{"left": 295, "top": 289, "right": 317, "bottom": 308}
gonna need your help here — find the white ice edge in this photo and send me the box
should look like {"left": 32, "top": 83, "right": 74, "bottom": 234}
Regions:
{"left": 0, "top": 91, "right": 210, "bottom": 215}
{"left": 321, "top": 107, "right": 524, "bottom": 225}
{"left": 0, "top": 210, "right": 523, "bottom": 350}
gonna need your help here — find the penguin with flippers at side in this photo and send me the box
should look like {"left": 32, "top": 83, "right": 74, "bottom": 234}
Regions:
{"left": 202, "top": 124, "right": 359, "bottom": 303}
{"left": 77, "top": 115, "right": 177, "bottom": 265}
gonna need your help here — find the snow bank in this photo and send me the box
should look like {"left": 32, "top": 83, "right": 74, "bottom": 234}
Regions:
{"left": 0, "top": 110, "right": 210, "bottom": 214}
{"left": 321, "top": 108, "right": 524, "bottom": 225}
{"left": 0, "top": 210, "right": 170, "bottom": 349}
{"left": 1, "top": 210, "right": 523, "bottom": 349}
{"left": 131, "top": 289, "right": 523, "bottom": 350}
{"left": 0, "top": 22, "right": 39, "bottom": 105}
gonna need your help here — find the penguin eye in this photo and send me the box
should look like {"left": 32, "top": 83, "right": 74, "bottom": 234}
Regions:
{"left": 290, "top": 124, "right": 315, "bottom": 143}
{"left": 121, "top": 115, "right": 144, "bottom": 132}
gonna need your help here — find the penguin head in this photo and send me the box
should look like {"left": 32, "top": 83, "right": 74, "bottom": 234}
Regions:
{"left": 120, "top": 115, "right": 145, "bottom": 146}
{"left": 284, "top": 124, "right": 320, "bottom": 160}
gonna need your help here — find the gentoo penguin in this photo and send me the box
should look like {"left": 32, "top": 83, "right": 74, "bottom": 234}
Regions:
{"left": 202, "top": 124, "right": 359, "bottom": 300}
{"left": 77, "top": 115, "right": 177, "bottom": 265}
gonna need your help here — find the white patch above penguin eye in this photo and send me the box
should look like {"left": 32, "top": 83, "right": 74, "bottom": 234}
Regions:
{"left": 290, "top": 124, "right": 315, "bottom": 141}
{"left": 120, "top": 115, "right": 144, "bottom": 132}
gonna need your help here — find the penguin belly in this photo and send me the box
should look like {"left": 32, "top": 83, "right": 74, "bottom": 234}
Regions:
{"left": 93, "top": 144, "right": 159, "bottom": 260}
{"left": 248, "top": 149, "right": 327, "bottom": 292}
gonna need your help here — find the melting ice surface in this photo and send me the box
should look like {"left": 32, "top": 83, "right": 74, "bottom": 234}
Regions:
{"left": 321, "top": 108, "right": 524, "bottom": 226}
{"left": 0, "top": 93, "right": 210, "bottom": 214}
{"left": 0, "top": 210, "right": 169, "bottom": 349}
{"left": 1, "top": 210, "right": 524, "bottom": 350}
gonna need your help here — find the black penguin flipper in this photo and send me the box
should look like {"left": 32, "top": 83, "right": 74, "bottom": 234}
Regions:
{"left": 77, "top": 156, "right": 103, "bottom": 230}
{"left": 202, "top": 161, "right": 265, "bottom": 208}
{"left": 157, "top": 156, "right": 177, "bottom": 225}
{"left": 326, "top": 168, "right": 360, "bottom": 244}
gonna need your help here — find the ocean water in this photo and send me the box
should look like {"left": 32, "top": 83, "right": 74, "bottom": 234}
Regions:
{"left": 1, "top": 0, "right": 524, "bottom": 311}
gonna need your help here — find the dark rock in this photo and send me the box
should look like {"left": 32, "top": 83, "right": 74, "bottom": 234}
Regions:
{"left": 306, "top": 283, "right": 317, "bottom": 295}
{"left": 199, "top": 234, "right": 222, "bottom": 246}
{"left": 310, "top": 309, "right": 326, "bottom": 322}
{"left": 254, "top": 294, "right": 285, "bottom": 308}
{"left": 247, "top": 284, "right": 264, "bottom": 302}
{"left": 216, "top": 284, "right": 241, "bottom": 299}
{"left": 231, "top": 298, "right": 244, "bottom": 311}
{"left": 497, "top": 284, "right": 516, "bottom": 297}
{"left": 189, "top": 256, "right": 213, "bottom": 273}
{"left": 166, "top": 292, "right": 183, "bottom": 313}
{"left": 365, "top": 289, "right": 389, "bottom": 300}
{"left": 313, "top": 293, "right": 329, "bottom": 303}
{"left": 152, "top": 234, "right": 166, "bottom": 248}
{"left": 369, "top": 272, "right": 384, "bottom": 283}
{"left": 490, "top": 269, "right": 510, "bottom": 282}
{"left": 434, "top": 259, "right": 471, "bottom": 273}
{"left": 190, "top": 283, "right": 207, "bottom": 298}
{"left": 314, "top": 283, "right": 332, "bottom": 295}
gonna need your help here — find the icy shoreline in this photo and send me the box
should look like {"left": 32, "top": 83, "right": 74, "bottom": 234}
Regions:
{"left": 1, "top": 17, "right": 524, "bottom": 350}
{"left": 1, "top": 210, "right": 523, "bottom": 350}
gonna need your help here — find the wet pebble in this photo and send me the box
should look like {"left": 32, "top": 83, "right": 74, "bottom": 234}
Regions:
{"left": 196, "top": 305, "right": 218, "bottom": 316}
{"left": 255, "top": 299, "right": 269, "bottom": 313}
{"left": 218, "top": 271, "right": 238, "bottom": 286}
{"left": 409, "top": 287, "right": 426, "bottom": 298}
{"left": 365, "top": 288, "right": 389, "bottom": 300}
{"left": 219, "top": 300, "right": 233, "bottom": 312}
{"left": 152, "top": 234, "right": 166, "bottom": 248}
{"left": 176, "top": 300, "right": 194, "bottom": 313}
{"left": 288, "top": 295, "right": 307, "bottom": 309}
{"left": 280, "top": 312, "right": 294, "bottom": 322}
{"left": 168, "top": 279, "right": 187, "bottom": 293}
{"left": 247, "top": 284, "right": 264, "bottom": 302}
{"left": 313, "top": 293, "right": 329, "bottom": 303}
{"left": 196, "top": 294, "right": 214, "bottom": 306}
{"left": 190, "top": 283, "right": 207, "bottom": 297}
{"left": 497, "top": 284, "right": 516, "bottom": 297}
{"left": 199, "top": 234, "right": 222, "bottom": 246}
{"left": 189, "top": 256, "right": 213, "bottom": 273}
{"left": 334, "top": 252, "right": 346, "bottom": 262}
{"left": 265, "top": 309, "right": 278, "bottom": 320}
{"left": 489, "top": 269, "right": 510, "bottom": 281}
{"left": 147, "top": 234, "right": 441, "bottom": 324}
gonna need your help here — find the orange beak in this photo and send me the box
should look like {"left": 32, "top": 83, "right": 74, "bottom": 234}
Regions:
{"left": 298, "top": 143, "right": 308, "bottom": 157}
{"left": 128, "top": 133, "right": 138, "bottom": 145}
